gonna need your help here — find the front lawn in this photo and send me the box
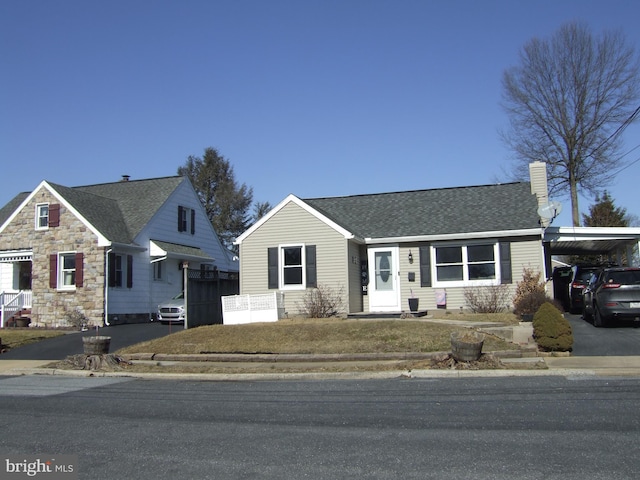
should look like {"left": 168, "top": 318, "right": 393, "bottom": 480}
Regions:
{"left": 117, "top": 316, "right": 518, "bottom": 356}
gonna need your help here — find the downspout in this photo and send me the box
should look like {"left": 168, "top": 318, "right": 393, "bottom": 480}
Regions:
{"left": 150, "top": 256, "right": 167, "bottom": 321}
{"left": 104, "top": 248, "right": 112, "bottom": 326}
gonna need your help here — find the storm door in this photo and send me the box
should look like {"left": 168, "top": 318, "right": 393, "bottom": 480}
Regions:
{"left": 367, "top": 247, "right": 400, "bottom": 312}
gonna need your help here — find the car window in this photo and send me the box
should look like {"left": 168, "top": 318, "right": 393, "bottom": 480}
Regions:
{"left": 575, "top": 269, "right": 599, "bottom": 283}
{"left": 615, "top": 271, "right": 640, "bottom": 285}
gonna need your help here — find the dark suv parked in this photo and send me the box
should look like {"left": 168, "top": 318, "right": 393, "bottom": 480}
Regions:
{"left": 552, "top": 266, "right": 572, "bottom": 312}
{"left": 582, "top": 267, "right": 640, "bottom": 327}
{"left": 568, "top": 265, "right": 602, "bottom": 313}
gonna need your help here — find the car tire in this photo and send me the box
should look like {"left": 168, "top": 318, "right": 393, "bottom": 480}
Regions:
{"left": 582, "top": 306, "right": 591, "bottom": 322}
{"left": 594, "top": 305, "right": 605, "bottom": 328}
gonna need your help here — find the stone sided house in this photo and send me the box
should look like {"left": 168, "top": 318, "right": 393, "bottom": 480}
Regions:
{"left": 0, "top": 176, "right": 237, "bottom": 327}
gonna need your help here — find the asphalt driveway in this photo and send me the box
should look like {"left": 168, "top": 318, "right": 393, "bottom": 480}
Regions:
{"left": 0, "top": 322, "right": 174, "bottom": 361}
{"left": 566, "top": 313, "right": 640, "bottom": 356}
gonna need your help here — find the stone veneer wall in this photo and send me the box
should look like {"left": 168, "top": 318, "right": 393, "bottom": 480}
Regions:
{"left": 0, "top": 189, "right": 105, "bottom": 327}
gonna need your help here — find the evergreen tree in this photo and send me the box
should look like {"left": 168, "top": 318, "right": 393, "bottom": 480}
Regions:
{"left": 178, "top": 147, "right": 253, "bottom": 251}
{"left": 582, "top": 191, "right": 628, "bottom": 227}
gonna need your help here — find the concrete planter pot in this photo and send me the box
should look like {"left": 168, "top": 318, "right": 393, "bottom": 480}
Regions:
{"left": 82, "top": 336, "right": 111, "bottom": 355}
{"left": 15, "top": 317, "right": 31, "bottom": 328}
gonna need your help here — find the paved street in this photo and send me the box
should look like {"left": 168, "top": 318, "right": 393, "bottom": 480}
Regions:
{"left": 1, "top": 376, "right": 639, "bottom": 479}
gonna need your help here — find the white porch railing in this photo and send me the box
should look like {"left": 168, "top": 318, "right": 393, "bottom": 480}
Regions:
{"left": 0, "top": 290, "right": 33, "bottom": 328}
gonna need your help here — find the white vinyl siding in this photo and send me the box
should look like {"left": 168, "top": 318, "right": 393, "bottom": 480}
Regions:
{"left": 239, "top": 201, "right": 349, "bottom": 315}
{"left": 119, "top": 180, "right": 236, "bottom": 318}
{"left": 397, "top": 238, "right": 544, "bottom": 312}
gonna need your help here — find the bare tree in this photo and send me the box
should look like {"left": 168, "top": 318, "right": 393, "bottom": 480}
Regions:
{"left": 501, "top": 22, "right": 640, "bottom": 226}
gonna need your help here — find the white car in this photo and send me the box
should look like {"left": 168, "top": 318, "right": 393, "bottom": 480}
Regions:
{"left": 157, "top": 293, "right": 185, "bottom": 324}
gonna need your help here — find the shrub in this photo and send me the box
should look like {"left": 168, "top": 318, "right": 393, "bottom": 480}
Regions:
{"left": 299, "top": 284, "right": 344, "bottom": 318}
{"left": 463, "top": 284, "right": 510, "bottom": 313}
{"left": 532, "top": 302, "right": 573, "bottom": 352}
{"left": 513, "top": 267, "right": 553, "bottom": 316}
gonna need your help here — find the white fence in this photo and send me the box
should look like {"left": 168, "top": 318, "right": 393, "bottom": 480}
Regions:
{"left": 221, "top": 292, "right": 285, "bottom": 325}
{"left": 0, "top": 290, "right": 33, "bottom": 328}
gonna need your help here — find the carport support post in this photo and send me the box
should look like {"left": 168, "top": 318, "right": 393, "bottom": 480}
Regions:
{"left": 182, "top": 261, "right": 189, "bottom": 329}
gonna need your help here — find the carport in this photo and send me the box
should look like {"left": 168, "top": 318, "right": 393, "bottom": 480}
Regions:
{"left": 543, "top": 226, "right": 640, "bottom": 278}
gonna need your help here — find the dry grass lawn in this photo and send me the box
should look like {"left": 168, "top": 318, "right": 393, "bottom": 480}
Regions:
{"left": 118, "top": 313, "right": 519, "bottom": 356}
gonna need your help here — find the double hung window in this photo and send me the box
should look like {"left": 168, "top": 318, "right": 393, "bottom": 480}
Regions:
{"left": 282, "top": 246, "right": 304, "bottom": 287}
{"left": 50, "top": 252, "right": 84, "bottom": 290}
{"left": 267, "top": 244, "right": 317, "bottom": 290}
{"left": 36, "top": 204, "right": 49, "bottom": 229}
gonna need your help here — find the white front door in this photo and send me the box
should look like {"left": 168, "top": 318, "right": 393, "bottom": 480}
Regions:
{"left": 368, "top": 247, "right": 401, "bottom": 312}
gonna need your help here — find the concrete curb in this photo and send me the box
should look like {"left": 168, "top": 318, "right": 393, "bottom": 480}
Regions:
{"left": 7, "top": 365, "right": 599, "bottom": 381}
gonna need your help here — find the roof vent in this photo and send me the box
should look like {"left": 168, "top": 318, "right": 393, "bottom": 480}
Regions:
{"left": 121, "top": 175, "right": 130, "bottom": 182}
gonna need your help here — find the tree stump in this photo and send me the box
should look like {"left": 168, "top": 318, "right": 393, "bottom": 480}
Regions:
{"left": 63, "top": 354, "right": 130, "bottom": 371}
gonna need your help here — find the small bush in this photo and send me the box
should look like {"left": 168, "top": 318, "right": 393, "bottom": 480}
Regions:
{"left": 62, "top": 306, "right": 89, "bottom": 329}
{"left": 532, "top": 302, "right": 573, "bottom": 352}
{"left": 463, "top": 284, "right": 510, "bottom": 313}
{"left": 299, "top": 284, "right": 344, "bottom": 318}
{"left": 513, "top": 267, "right": 556, "bottom": 316}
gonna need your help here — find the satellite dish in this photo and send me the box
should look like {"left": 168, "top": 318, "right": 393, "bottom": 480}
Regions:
{"left": 537, "top": 200, "right": 563, "bottom": 220}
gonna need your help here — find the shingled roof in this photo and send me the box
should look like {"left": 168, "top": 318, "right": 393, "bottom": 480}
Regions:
{"left": 0, "top": 192, "right": 30, "bottom": 227}
{"left": 70, "top": 176, "right": 185, "bottom": 243}
{"left": 303, "top": 182, "right": 541, "bottom": 239}
{"left": 0, "top": 177, "right": 186, "bottom": 244}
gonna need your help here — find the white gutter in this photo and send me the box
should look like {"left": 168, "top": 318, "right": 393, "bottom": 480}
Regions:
{"left": 365, "top": 228, "right": 542, "bottom": 244}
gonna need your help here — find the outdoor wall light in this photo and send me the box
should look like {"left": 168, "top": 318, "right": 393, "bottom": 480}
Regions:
{"left": 408, "top": 250, "right": 413, "bottom": 263}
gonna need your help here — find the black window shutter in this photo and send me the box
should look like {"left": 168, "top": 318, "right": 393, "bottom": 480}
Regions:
{"left": 190, "top": 209, "right": 196, "bottom": 234}
{"left": 108, "top": 252, "right": 116, "bottom": 287}
{"left": 419, "top": 245, "right": 431, "bottom": 287}
{"left": 305, "top": 245, "right": 317, "bottom": 288}
{"left": 267, "top": 247, "right": 278, "bottom": 289}
{"left": 499, "top": 242, "right": 512, "bottom": 284}
{"left": 178, "top": 206, "right": 184, "bottom": 232}
{"left": 75, "top": 252, "right": 84, "bottom": 287}
{"left": 127, "top": 255, "right": 133, "bottom": 288}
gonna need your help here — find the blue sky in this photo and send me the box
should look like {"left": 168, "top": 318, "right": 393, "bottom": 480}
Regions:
{"left": 2, "top": 0, "right": 639, "bottom": 227}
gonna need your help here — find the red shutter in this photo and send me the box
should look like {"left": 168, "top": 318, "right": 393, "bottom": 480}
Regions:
{"left": 49, "top": 204, "right": 60, "bottom": 227}
{"left": 49, "top": 254, "right": 57, "bottom": 288}
{"left": 127, "top": 255, "right": 133, "bottom": 288}
{"left": 75, "top": 252, "right": 84, "bottom": 287}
